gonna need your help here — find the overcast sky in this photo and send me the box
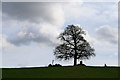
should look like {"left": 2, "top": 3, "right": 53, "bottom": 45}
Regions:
{"left": 1, "top": 1, "right": 119, "bottom": 67}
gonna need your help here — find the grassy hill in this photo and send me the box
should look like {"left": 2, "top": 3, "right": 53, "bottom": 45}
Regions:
{"left": 2, "top": 66, "right": 120, "bottom": 80}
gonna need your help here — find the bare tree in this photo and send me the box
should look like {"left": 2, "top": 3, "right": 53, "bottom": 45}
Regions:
{"left": 54, "top": 25, "right": 95, "bottom": 66}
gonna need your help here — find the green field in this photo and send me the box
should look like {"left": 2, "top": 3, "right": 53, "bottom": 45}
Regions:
{"left": 2, "top": 66, "right": 119, "bottom": 79}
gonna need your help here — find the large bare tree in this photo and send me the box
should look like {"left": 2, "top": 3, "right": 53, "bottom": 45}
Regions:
{"left": 54, "top": 25, "right": 95, "bottom": 66}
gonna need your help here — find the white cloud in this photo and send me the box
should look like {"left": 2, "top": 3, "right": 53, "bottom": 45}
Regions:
{"left": 8, "top": 23, "right": 61, "bottom": 46}
{"left": 63, "top": 2, "right": 117, "bottom": 27}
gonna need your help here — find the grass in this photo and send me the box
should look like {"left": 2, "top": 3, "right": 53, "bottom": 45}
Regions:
{"left": 2, "top": 66, "right": 119, "bottom": 79}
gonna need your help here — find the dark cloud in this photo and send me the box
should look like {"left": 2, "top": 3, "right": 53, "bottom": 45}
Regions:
{"left": 2, "top": 2, "right": 63, "bottom": 24}
{"left": 7, "top": 26, "right": 57, "bottom": 46}
{"left": 95, "top": 25, "right": 118, "bottom": 45}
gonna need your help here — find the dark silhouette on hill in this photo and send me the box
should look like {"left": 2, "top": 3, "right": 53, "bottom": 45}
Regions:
{"left": 48, "top": 64, "right": 62, "bottom": 67}
{"left": 77, "top": 61, "right": 86, "bottom": 66}
{"left": 54, "top": 25, "right": 95, "bottom": 66}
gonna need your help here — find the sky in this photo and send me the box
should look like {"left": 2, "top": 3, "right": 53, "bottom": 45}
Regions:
{"left": 0, "top": 1, "right": 119, "bottom": 67}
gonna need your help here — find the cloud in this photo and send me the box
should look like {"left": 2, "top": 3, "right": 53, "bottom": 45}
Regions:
{"left": 63, "top": 2, "right": 117, "bottom": 28}
{"left": 8, "top": 23, "right": 60, "bottom": 46}
{"left": 95, "top": 25, "right": 118, "bottom": 45}
{"left": 3, "top": 2, "right": 64, "bottom": 26}
{"left": 8, "top": 26, "right": 50, "bottom": 46}
{"left": 3, "top": 2, "right": 65, "bottom": 46}
{"left": 0, "top": 34, "right": 16, "bottom": 51}
{"left": 3, "top": 2, "right": 117, "bottom": 47}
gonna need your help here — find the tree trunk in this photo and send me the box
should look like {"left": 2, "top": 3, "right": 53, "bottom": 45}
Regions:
{"left": 74, "top": 57, "right": 77, "bottom": 66}
{"left": 74, "top": 49, "right": 77, "bottom": 66}
{"left": 73, "top": 28, "right": 77, "bottom": 66}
